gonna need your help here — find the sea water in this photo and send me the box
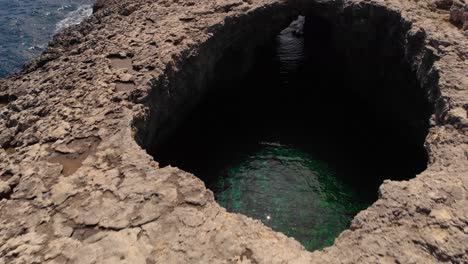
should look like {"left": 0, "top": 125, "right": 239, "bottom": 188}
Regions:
{"left": 0, "top": 0, "right": 94, "bottom": 77}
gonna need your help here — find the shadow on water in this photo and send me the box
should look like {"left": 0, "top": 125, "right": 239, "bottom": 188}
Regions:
{"left": 153, "top": 16, "right": 431, "bottom": 251}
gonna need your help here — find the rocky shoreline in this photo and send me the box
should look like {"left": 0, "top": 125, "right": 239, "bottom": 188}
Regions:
{"left": 0, "top": 0, "right": 467, "bottom": 263}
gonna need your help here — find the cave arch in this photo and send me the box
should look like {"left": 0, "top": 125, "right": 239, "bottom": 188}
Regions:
{"left": 133, "top": 0, "right": 433, "bottom": 251}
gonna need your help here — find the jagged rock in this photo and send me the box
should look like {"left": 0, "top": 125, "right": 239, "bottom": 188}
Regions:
{"left": 433, "top": 0, "right": 454, "bottom": 10}
{"left": 0, "top": 128, "right": 13, "bottom": 147}
{"left": 0, "top": 181, "right": 11, "bottom": 199}
{"left": 450, "top": 0, "right": 468, "bottom": 30}
{"left": 93, "top": 0, "right": 118, "bottom": 13}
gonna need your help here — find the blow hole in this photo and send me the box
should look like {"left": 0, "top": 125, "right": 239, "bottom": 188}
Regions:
{"left": 149, "top": 15, "right": 432, "bottom": 251}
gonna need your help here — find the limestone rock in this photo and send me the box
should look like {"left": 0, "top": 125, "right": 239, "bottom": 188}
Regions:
{"left": 0, "top": 125, "right": 13, "bottom": 147}
{"left": 451, "top": 0, "right": 468, "bottom": 30}
{"left": 0, "top": 181, "right": 11, "bottom": 199}
{"left": 433, "top": 0, "right": 454, "bottom": 10}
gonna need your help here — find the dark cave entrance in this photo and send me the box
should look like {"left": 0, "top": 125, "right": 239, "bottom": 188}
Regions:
{"left": 148, "top": 15, "right": 432, "bottom": 251}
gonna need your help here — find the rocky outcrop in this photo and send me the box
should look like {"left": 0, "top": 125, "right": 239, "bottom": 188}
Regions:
{"left": 430, "top": 0, "right": 468, "bottom": 31}
{"left": 450, "top": 0, "right": 468, "bottom": 30}
{"left": 0, "top": 0, "right": 466, "bottom": 263}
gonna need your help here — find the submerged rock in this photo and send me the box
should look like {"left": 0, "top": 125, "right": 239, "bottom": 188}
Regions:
{"left": 281, "top": 15, "right": 305, "bottom": 36}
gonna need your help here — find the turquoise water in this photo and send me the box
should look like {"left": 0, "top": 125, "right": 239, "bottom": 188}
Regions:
{"left": 0, "top": 0, "right": 93, "bottom": 77}
{"left": 211, "top": 143, "right": 368, "bottom": 250}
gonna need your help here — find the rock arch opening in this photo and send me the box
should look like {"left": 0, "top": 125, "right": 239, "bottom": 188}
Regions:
{"left": 136, "top": 5, "right": 432, "bottom": 252}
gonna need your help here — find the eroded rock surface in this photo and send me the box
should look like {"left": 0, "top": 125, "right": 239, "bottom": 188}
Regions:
{"left": 0, "top": 0, "right": 467, "bottom": 263}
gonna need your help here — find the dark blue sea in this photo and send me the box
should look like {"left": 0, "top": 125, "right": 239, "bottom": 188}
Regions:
{"left": 0, "top": 0, "right": 94, "bottom": 78}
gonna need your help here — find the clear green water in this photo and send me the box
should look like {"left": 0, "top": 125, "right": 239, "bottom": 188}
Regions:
{"left": 210, "top": 143, "right": 368, "bottom": 250}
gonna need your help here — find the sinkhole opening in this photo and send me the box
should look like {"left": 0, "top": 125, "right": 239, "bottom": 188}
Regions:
{"left": 148, "top": 15, "right": 432, "bottom": 251}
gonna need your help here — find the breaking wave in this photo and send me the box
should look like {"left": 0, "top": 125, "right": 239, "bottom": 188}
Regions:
{"left": 55, "top": 4, "right": 92, "bottom": 32}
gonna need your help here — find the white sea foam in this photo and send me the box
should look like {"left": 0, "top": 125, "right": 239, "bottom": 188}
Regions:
{"left": 55, "top": 4, "right": 92, "bottom": 32}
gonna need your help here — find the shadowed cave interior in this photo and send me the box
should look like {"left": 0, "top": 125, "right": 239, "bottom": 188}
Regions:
{"left": 148, "top": 15, "right": 432, "bottom": 251}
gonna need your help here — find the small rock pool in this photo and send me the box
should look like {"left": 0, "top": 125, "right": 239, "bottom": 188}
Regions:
{"left": 153, "top": 16, "right": 430, "bottom": 251}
